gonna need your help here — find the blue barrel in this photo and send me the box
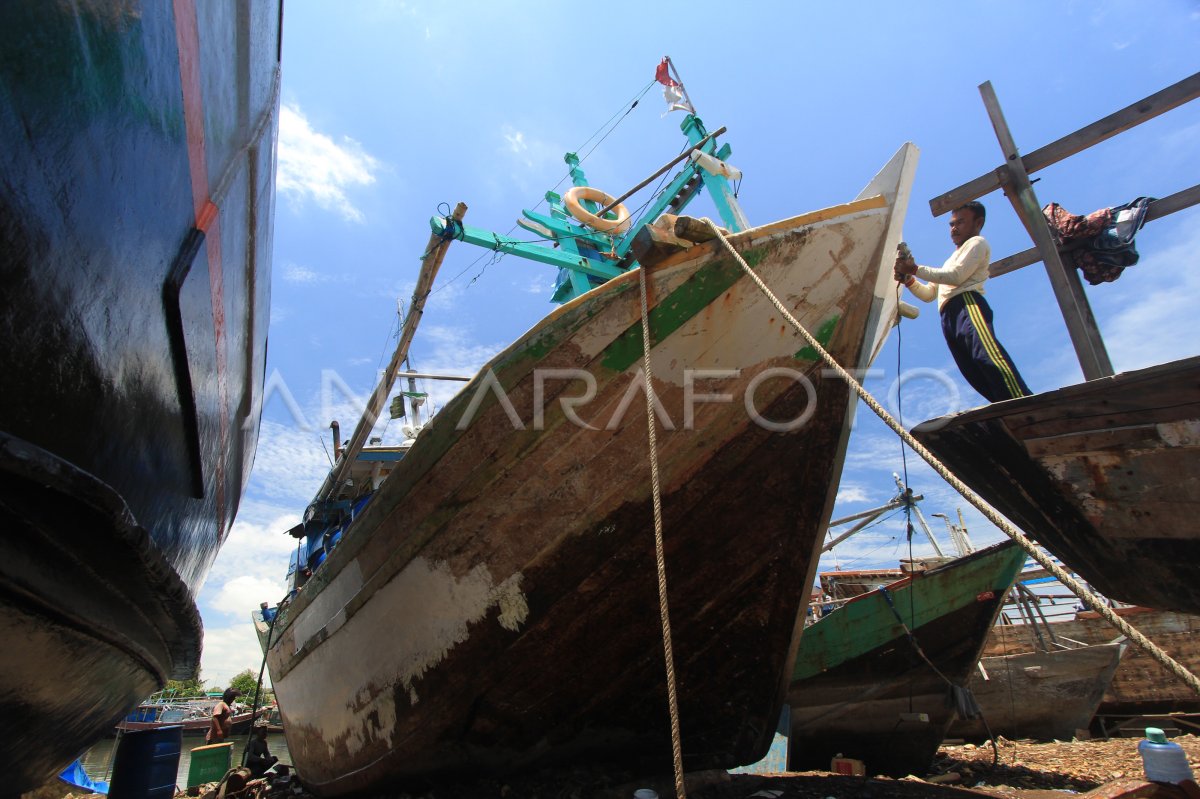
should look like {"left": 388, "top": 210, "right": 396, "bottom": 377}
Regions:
{"left": 108, "top": 725, "right": 183, "bottom": 799}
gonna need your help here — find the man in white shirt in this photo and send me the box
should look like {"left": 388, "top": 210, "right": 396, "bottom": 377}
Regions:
{"left": 894, "top": 201, "right": 1031, "bottom": 403}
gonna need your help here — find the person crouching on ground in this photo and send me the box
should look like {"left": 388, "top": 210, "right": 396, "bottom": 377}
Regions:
{"left": 894, "top": 200, "right": 1032, "bottom": 403}
{"left": 245, "top": 722, "right": 279, "bottom": 777}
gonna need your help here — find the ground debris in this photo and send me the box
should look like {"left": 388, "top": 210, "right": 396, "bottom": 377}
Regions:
{"left": 931, "top": 734, "right": 1200, "bottom": 794}
{"left": 187, "top": 736, "right": 1200, "bottom": 799}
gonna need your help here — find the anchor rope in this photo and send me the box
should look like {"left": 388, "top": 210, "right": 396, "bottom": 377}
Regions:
{"left": 637, "top": 264, "right": 687, "bottom": 799}
{"left": 701, "top": 217, "right": 1200, "bottom": 699}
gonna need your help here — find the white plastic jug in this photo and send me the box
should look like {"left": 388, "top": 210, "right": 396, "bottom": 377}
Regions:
{"left": 1138, "top": 727, "right": 1194, "bottom": 784}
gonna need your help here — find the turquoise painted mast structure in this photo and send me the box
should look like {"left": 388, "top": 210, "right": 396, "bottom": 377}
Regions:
{"left": 430, "top": 114, "right": 748, "bottom": 304}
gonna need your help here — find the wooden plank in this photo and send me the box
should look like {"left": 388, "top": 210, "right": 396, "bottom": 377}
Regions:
{"left": 980, "top": 81, "right": 1114, "bottom": 380}
{"left": 628, "top": 221, "right": 692, "bottom": 267}
{"left": 990, "top": 182, "right": 1200, "bottom": 278}
{"left": 931, "top": 71, "right": 1200, "bottom": 217}
{"left": 315, "top": 202, "right": 466, "bottom": 502}
{"left": 673, "top": 215, "right": 729, "bottom": 244}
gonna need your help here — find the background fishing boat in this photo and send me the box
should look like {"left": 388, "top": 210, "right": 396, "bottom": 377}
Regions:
{"left": 786, "top": 540, "right": 1025, "bottom": 778}
{"left": 984, "top": 606, "right": 1200, "bottom": 724}
{"left": 262, "top": 128, "right": 918, "bottom": 792}
{"left": 114, "top": 698, "right": 255, "bottom": 737}
{"left": 0, "top": 2, "right": 281, "bottom": 791}
{"left": 912, "top": 356, "right": 1200, "bottom": 616}
{"left": 950, "top": 641, "right": 1125, "bottom": 742}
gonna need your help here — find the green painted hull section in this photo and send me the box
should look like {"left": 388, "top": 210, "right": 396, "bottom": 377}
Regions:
{"left": 792, "top": 542, "right": 1027, "bottom": 683}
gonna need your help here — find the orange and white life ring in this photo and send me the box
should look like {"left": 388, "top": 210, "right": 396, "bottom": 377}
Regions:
{"left": 563, "top": 186, "right": 631, "bottom": 235}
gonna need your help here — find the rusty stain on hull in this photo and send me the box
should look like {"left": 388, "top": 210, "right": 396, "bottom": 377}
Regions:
{"left": 267, "top": 145, "right": 920, "bottom": 793}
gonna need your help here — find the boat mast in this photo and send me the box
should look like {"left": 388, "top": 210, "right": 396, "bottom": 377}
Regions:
{"left": 314, "top": 202, "right": 467, "bottom": 502}
{"left": 893, "top": 472, "right": 946, "bottom": 557}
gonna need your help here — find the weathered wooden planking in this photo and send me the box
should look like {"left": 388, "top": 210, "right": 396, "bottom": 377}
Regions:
{"left": 982, "top": 609, "right": 1200, "bottom": 713}
{"left": 913, "top": 357, "right": 1200, "bottom": 614}
{"left": 950, "top": 643, "right": 1125, "bottom": 741}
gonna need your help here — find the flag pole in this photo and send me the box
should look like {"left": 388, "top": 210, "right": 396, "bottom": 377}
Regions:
{"left": 665, "top": 56, "right": 696, "bottom": 116}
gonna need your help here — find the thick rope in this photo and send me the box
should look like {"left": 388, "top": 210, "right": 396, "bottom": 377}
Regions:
{"left": 703, "top": 218, "right": 1200, "bottom": 698}
{"left": 637, "top": 265, "right": 687, "bottom": 799}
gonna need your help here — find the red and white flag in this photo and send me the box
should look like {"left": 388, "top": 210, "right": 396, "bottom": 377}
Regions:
{"left": 655, "top": 57, "right": 693, "bottom": 115}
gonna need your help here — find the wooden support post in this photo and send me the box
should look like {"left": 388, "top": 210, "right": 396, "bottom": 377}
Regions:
{"left": 980, "top": 82, "right": 1114, "bottom": 381}
{"left": 316, "top": 203, "right": 467, "bottom": 501}
{"left": 931, "top": 71, "right": 1200, "bottom": 217}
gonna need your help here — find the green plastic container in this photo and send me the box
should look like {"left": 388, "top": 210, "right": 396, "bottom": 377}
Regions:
{"left": 187, "top": 742, "right": 233, "bottom": 788}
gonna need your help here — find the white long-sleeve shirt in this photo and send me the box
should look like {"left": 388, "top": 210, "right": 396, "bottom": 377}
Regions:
{"left": 905, "top": 235, "right": 990, "bottom": 310}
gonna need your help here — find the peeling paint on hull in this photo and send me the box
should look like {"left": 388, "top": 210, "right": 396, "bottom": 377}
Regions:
{"left": 267, "top": 146, "right": 919, "bottom": 794}
{"left": 913, "top": 356, "right": 1200, "bottom": 615}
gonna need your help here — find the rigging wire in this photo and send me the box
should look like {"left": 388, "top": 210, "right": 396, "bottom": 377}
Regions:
{"left": 836, "top": 536, "right": 900, "bottom": 569}
{"left": 429, "top": 80, "right": 656, "bottom": 296}
{"left": 895, "top": 284, "right": 919, "bottom": 714}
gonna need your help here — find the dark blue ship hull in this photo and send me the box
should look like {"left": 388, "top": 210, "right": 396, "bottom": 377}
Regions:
{"left": 0, "top": 1, "right": 280, "bottom": 789}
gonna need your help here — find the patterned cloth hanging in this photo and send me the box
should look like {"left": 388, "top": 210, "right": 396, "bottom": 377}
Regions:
{"left": 1043, "top": 197, "right": 1155, "bottom": 284}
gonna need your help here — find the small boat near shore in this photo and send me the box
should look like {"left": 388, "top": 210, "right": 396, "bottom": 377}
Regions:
{"left": 786, "top": 541, "right": 1025, "bottom": 777}
{"left": 260, "top": 106, "right": 918, "bottom": 791}
{"left": 0, "top": 1, "right": 281, "bottom": 791}
{"left": 912, "top": 356, "right": 1200, "bottom": 616}
{"left": 114, "top": 700, "right": 255, "bottom": 737}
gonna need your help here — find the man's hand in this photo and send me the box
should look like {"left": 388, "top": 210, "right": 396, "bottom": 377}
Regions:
{"left": 894, "top": 253, "right": 917, "bottom": 277}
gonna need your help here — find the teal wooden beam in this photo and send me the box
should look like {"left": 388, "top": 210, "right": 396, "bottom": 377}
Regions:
{"left": 682, "top": 115, "right": 748, "bottom": 231}
{"left": 520, "top": 209, "right": 615, "bottom": 250}
{"left": 429, "top": 216, "right": 623, "bottom": 280}
{"left": 614, "top": 162, "right": 704, "bottom": 258}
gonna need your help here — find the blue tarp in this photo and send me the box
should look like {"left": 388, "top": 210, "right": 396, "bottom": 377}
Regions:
{"left": 59, "top": 758, "right": 110, "bottom": 795}
{"left": 59, "top": 758, "right": 111, "bottom": 791}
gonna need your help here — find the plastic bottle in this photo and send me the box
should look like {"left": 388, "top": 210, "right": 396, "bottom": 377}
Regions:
{"left": 1138, "top": 727, "right": 1194, "bottom": 784}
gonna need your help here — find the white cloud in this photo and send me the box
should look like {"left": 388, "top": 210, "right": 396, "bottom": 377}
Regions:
{"left": 524, "top": 276, "right": 550, "bottom": 295}
{"left": 200, "top": 624, "right": 271, "bottom": 690}
{"left": 498, "top": 124, "right": 564, "bottom": 191}
{"left": 239, "top": 420, "right": 333, "bottom": 505}
{"left": 835, "top": 483, "right": 872, "bottom": 504}
{"left": 277, "top": 103, "right": 381, "bottom": 223}
{"left": 210, "top": 574, "right": 288, "bottom": 616}
{"left": 282, "top": 262, "right": 349, "bottom": 285}
{"left": 503, "top": 127, "right": 527, "bottom": 155}
{"left": 198, "top": 514, "right": 297, "bottom": 686}
{"left": 1096, "top": 217, "right": 1200, "bottom": 371}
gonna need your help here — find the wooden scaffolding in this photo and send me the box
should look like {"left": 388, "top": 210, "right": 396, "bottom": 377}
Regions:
{"left": 929, "top": 71, "right": 1200, "bottom": 381}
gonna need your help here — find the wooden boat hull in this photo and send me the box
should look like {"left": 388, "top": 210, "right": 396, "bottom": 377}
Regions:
{"left": 786, "top": 542, "right": 1025, "bottom": 777}
{"left": 0, "top": 2, "right": 280, "bottom": 790}
{"left": 266, "top": 147, "right": 918, "bottom": 793}
{"left": 982, "top": 607, "right": 1200, "bottom": 715}
{"left": 949, "top": 642, "right": 1125, "bottom": 741}
{"left": 912, "top": 357, "right": 1200, "bottom": 615}
{"left": 116, "top": 711, "right": 256, "bottom": 737}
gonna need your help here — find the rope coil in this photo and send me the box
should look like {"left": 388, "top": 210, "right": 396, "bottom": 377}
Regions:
{"left": 701, "top": 217, "right": 1200, "bottom": 699}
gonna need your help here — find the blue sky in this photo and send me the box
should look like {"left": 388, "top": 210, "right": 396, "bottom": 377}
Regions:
{"left": 193, "top": 0, "right": 1200, "bottom": 686}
